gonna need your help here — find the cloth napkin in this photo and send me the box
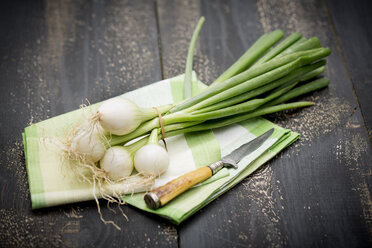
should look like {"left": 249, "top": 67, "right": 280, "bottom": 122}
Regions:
{"left": 23, "top": 73, "right": 299, "bottom": 224}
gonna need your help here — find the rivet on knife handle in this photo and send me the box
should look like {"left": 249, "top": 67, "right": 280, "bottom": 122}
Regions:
{"left": 144, "top": 161, "right": 224, "bottom": 210}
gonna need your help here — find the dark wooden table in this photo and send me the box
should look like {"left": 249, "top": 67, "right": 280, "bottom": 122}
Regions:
{"left": 1, "top": 0, "right": 371, "bottom": 247}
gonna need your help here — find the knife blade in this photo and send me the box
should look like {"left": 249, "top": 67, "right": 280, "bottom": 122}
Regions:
{"left": 144, "top": 128, "right": 274, "bottom": 210}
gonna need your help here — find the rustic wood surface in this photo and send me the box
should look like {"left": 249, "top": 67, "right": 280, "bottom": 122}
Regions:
{"left": 0, "top": 0, "right": 371, "bottom": 247}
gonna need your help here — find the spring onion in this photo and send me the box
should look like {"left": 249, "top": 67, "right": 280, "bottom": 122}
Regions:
{"left": 192, "top": 61, "right": 325, "bottom": 114}
{"left": 212, "top": 30, "right": 284, "bottom": 85}
{"left": 162, "top": 102, "right": 315, "bottom": 137}
{"left": 99, "top": 134, "right": 150, "bottom": 181}
{"left": 253, "top": 32, "right": 302, "bottom": 65}
{"left": 134, "top": 129, "right": 169, "bottom": 176}
{"left": 97, "top": 98, "right": 173, "bottom": 135}
{"left": 184, "top": 17, "right": 205, "bottom": 99}
{"left": 58, "top": 19, "right": 337, "bottom": 230}
{"left": 100, "top": 146, "right": 134, "bottom": 181}
{"left": 280, "top": 37, "right": 322, "bottom": 56}
{"left": 104, "top": 50, "right": 330, "bottom": 146}
{"left": 264, "top": 77, "right": 330, "bottom": 107}
{"left": 70, "top": 121, "right": 106, "bottom": 163}
{"left": 170, "top": 47, "right": 330, "bottom": 113}
{"left": 66, "top": 26, "right": 332, "bottom": 198}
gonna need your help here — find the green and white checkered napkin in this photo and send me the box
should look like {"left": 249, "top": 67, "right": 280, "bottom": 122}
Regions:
{"left": 23, "top": 73, "right": 299, "bottom": 224}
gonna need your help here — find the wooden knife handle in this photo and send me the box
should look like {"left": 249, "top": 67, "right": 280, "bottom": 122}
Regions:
{"left": 144, "top": 166, "right": 213, "bottom": 209}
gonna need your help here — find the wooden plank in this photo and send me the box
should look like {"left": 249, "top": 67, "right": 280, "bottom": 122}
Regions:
{"left": 156, "top": 0, "right": 372, "bottom": 247}
{"left": 156, "top": 0, "right": 263, "bottom": 83}
{"left": 325, "top": 0, "right": 372, "bottom": 141}
{"left": 0, "top": 0, "right": 177, "bottom": 246}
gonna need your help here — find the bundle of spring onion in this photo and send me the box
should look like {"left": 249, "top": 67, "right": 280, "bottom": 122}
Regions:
{"left": 65, "top": 17, "right": 330, "bottom": 207}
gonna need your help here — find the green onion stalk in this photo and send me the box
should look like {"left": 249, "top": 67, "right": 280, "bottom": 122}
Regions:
{"left": 105, "top": 20, "right": 331, "bottom": 149}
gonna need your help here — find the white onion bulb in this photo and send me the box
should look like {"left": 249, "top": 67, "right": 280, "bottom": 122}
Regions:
{"left": 100, "top": 146, "right": 134, "bottom": 181}
{"left": 70, "top": 122, "right": 106, "bottom": 163}
{"left": 134, "top": 144, "right": 169, "bottom": 176}
{"left": 98, "top": 98, "right": 142, "bottom": 135}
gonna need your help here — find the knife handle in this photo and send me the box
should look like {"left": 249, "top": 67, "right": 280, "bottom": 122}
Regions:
{"left": 144, "top": 166, "right": 213, "bottom": 210}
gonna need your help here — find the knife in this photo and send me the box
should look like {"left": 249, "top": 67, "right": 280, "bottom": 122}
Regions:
{"left": 144, "top": 128, "right": 274, "bottom": 210}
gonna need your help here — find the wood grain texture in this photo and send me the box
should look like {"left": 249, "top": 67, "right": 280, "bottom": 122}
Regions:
{"left": 0, "top": 0, "right": 176, "bottom": 247}
{"left": 325, "top": 0, "right": 372, "bottom": 141}
{"left": 156, "top": 0, "right": 372, "bottom": 247}
{"left": 155, "top": 167, "right": 212, "bottom": 206}
{"left": 0, "top": 0, "right": 371, "bottom": 247}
